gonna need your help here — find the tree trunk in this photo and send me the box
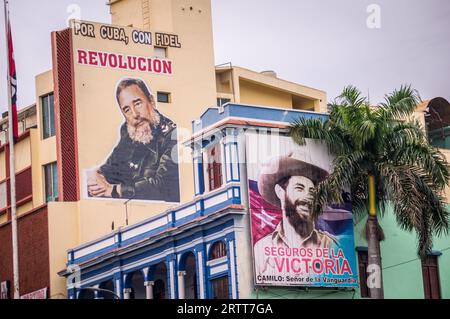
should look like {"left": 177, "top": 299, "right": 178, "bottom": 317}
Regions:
{"left": 366, "top": 215, "right": 384, "bottom": 299}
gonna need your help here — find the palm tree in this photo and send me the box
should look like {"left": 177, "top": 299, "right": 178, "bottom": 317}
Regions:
{"left": 289, "top": 85, "right": 450, "bottom": 299}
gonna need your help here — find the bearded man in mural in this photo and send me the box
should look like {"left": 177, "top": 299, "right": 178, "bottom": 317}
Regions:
{"left": 254, "top": 153, "right": 338, "bottom": 274}
{"left": 87, "top": 77, "right": 180, "bottom": 202}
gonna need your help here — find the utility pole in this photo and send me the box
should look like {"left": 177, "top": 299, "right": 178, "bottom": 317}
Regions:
{"left": 3, "top": 0, "right": 20, "bottom": 299}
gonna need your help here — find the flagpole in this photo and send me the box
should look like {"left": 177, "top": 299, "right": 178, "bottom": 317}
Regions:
{"left": 3, "top": 0, "right": 20, "bottom": 299}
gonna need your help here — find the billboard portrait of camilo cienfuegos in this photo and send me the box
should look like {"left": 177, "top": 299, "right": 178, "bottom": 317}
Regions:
{"left": 86, "top": 77, "right": 181, "bottom": 203}
{"left": 246, "top": 133, "right": 358, "bottom": 287}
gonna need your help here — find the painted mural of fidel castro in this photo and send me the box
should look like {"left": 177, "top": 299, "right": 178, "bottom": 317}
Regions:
{"left": 87, "top": 77, "right": 180, "bottom": 202}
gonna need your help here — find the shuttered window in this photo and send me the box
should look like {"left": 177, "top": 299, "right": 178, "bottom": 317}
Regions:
{"left": 211, "top": 277, "right": 229, "bottom": 299}
{"left": 422, "top": 255, "right": 441, "bottom": 299}
{"left": 209, "top": 241, "right": 227, "bottom": 260}
{"left": 206, "top": 145, "right": 222, "bottom": 192}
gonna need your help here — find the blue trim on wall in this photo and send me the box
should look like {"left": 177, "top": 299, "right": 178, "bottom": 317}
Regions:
{"left": 193, "top": 103, "right": 329, "bottom": 133}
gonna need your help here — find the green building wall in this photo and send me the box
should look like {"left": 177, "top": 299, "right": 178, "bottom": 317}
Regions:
{"left": 249, "top": 206, "right": 450, "bottom": 299}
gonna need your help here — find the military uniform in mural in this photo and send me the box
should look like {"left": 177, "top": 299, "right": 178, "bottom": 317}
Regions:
{"left": 98, "top": 111, "right": 180, "bottom": 202}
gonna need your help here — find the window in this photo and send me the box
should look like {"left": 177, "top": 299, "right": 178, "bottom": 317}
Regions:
{"left": 44, "top": 162, "right": 58, "bottom": 202}
{"left": 154, "top": 46, "right": 167, "bottom": 58}
{"left": 41, "top": 93, "right": 55, "bottom": 139}
{"left": 211, "top": 277, "right": 229, "bottom": 299}
{"left": 206, "top": 145, "right": 222, "bottom": 192}
{"left": 422, "top": 255, "right": 441, "bottom": 299}
{"left": 0, "top": 182, "right": 7, "bottom": 211}
{"left": 217, "top": 98, "right": 230, "bottom": 107}
{"left": 357, "top": 249, "right": 370, "bottom": 298}
{"left": 157, "top": 92, "right": 171, "bottom": 104}
{"left": 209, "top": 241, "right": 227, "bottom": 260}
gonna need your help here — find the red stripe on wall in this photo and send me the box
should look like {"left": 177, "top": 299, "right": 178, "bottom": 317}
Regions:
{"left": 52, "top": 29, "right": 80, "bottom": 202}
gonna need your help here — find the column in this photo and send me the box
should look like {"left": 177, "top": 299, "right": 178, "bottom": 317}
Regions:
{"left": 144, "top": 281, "right": 154, "bottom": 299}
{"left": 177, "top": 271, "right": 186, "bottom": 299}
{"left": 123, "top": 288, "right": 132, "bottom": 300}
{"left": 193, "top": 145, "right": 204, "bottom": 196}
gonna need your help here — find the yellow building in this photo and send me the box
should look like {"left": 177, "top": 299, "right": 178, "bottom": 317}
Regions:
{"left": 0, "top": 0, "right": 328, "bottom": 299}
{"left": 1, "top": 0, "right": 448, "bottom": 300}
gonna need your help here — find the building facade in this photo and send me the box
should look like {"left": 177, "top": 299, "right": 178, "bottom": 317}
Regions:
{"left": 0, "top": 0, "right": 449, "bottom": 300}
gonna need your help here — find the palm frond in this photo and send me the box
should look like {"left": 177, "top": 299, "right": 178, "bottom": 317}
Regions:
{"left": 309, "top": 151, "right": 367, "bottom": 219}
{"left": 289, "top": 117, "right": 351, "bottom": 155}
{"left": 388, "top": 141, "right": 450, "bottom": 189}
{"left": 335, "top": 86, "right": 366, "bottom": 108}
{"left": 378, "top": 84, "right": 421, "bottom": 120}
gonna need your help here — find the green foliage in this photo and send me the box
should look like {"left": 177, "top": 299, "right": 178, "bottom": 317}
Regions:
{"left": 289, "top": 85, "right": 450, "bottom": 257}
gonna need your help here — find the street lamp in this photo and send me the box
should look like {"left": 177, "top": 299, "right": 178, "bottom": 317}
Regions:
{"left": 76, "top": 287, "right": 120, "bottom": 300}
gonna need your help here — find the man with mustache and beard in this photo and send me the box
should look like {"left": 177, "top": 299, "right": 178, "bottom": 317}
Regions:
{"left": 87, "top": 77, "right": 180, "bottom": 202}
{"left": 254, "top": 153, "right": 337, "bottom": 275}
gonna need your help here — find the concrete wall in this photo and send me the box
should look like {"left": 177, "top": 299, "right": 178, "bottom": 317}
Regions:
{"left": 47, "top": 202, "right": 79, "bottom": 299}
{"left": 239, "top": 79, "right": 293, "bottom": 109}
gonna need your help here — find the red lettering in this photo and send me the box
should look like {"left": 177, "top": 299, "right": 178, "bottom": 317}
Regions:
{"left": 88, "top": 51, "right": 98, "bottom": 66}
{"left": 98, "top": 52, "right": 108, "bottom": 67}
{"left": 118, "top": 55, "right": 127, "bottom": 69}
{"left": 137, "top": 57, "right": 146, "bottom": 71}
{"left": 316, "top": 248, "right": 323, "bottom": 258}
{"left": 274, "top": 258, "right": 285, "bottom": 272}
{"left": 153, "top": 59, "right": 162, "bottom": 73}
{"left": 325, "top": 259, "right": 335, "bottom": 275}
{"left": 128, "top": 56, "right": 137, "bottom": 70}
{"left": 303, "top": 258, "right": 311, "bottom": 273}
{"left": 270, "top": 247, "right": 276, "bottom": 256}
{"left": 264, "top": 247, "right": 270, "bottom": 256}
{"left": 312, "top": 259, "right": 323, "bottom": 274}
{"left": 78, "top": 50, "right": 87, "bottom": 64}
{"left": 162, "top": 60, "right": 172, "bottom": 74}
{"left": 109, "top": 54, "right": 118, "bottom": 68}
{"left": 147, "top": 58, "right": 153, "bottom": 72}
{"left": 340, "top": 259, "right": 352, "bottom": 275}
{"left": 291, "top": 258, "right": 302, "bottom": 273}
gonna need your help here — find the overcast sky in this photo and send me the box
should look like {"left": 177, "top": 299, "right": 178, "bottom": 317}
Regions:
{"left": 1, "top": 0, "right": 449, "bottom": 113}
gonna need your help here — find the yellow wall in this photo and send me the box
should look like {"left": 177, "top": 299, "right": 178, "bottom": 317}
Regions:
{"left": 35, "top": 70, "right": 57, "bottom": 208}
{"left": 14, "top": 137, "right": 31, "bottom": 172}
{"left": 239, "top": 79, "right": 293, "bottom": 108}
{"left": 110, "top": 0, "right": 144, "bottom": 28}
{"left": 68, "top": 1, "right": 216, "bottom": 243}
{"left": 47, "top": 202, "right": 79, "bottom": 299}
{"left": 215, "top": 66, "right": 327, "bottom": 112}
{"left": 0, "top": 152, "right": 5, "bottom": 181}
{"left": 25, "top": 0, "right": 333, "bottom": 299}
{"left": 17, "top": 201, "right": 33, "bottom": 217}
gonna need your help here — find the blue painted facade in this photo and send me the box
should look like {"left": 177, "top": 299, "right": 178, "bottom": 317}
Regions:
{"left": 61, "top": 103, "right": 329, "bottom": 299}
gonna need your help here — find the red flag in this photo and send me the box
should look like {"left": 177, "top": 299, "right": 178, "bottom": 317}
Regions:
{"left": 249, "top": 185, "right": 283, "bottom": 244}
{"left": 7, "top": 19, "right": 19, "bottom": 141}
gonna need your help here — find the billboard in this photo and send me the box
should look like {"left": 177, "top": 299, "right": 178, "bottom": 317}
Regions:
{"left": 68, "top": 20, "right": 182, "bottom": 203}
{"left": 246, "top": 132, "right": 358, "bottom": 287}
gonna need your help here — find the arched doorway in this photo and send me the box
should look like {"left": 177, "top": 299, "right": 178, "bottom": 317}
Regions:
{"left": 98, "top": 279, "right": 115, "bottom": 299}
{"left": 183, "top": 252, "right": 198, "bottom": 299}
{"left": 153, "top": 262, "right": 168, "bottom": 299}
{"left": 128, "top": 270, "right": 146, "bottom": 299}
{"left": 208, "top": 241, "right": 229, "bottom": 299}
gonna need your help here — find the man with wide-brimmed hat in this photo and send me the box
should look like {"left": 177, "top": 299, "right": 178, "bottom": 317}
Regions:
{"left": 254, "top": 152, "right": 338, "bottom": 275}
